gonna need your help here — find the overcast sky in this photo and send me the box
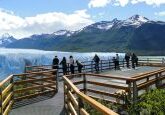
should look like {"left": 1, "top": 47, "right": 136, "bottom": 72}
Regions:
{"left": 0, "top": 0, "right": 165, "bottom": 39}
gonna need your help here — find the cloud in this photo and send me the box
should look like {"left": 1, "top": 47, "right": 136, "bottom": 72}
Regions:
{"left": 88, "top": 0, "right": 165, "bottom": 8}
{"left": 114, "top": 0, "right": 129, "bottom": 7}
{"left": 0, "top": 9, "right": 94, "bottom": 39}
{"left": 155, "top": 11, "right": 165, "bottom": 16}
{"left": 88, "top": 0, "right": 111, "bottom": 8}
{"left": 131, "top": 0, "right": 165, "bottom": 6}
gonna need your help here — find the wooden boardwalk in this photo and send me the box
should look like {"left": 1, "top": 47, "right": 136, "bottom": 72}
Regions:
{"left": 10, "top": 66, "right": 161, "bottom": 115}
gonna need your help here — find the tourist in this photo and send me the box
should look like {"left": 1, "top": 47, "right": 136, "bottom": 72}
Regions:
{"left": 116, "top": 54, "right": 120, "bottom": 70}
{"left": 131, "top": 53, "right": 136, "bottom": 69}
{"left": 125, "top": 53, "right": 130, "bottom": 68}
{"left": 135, "top": 55, "right": 138, "bottom": 67}
{"left": 93, "top": 54, "right": 100, "bottom": 72}
{"left": 60, "top": 57, "right": 67, "bottom": 75}
{"left": 52, "top": 56, "right": 59, "bottom": 69}
{"left": 76, "top": 60, "right": 83, "bottom": 73}
{"left": 69, "top": 56, "right": 75, "bottom": 74}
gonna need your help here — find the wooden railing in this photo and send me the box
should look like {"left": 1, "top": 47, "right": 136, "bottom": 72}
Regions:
{"left": 25, "top": 60, "right": 128, "bottom": 77}
{"left": 0, "top": 69, "right": 57, "bottom": 115}
{"left": 126, "top": 67, "right": 165, "bottom": 103}
{"left": 139, "top": 57, "right": 165, "bottom": 67}
{"left": 63, "top": 75, "right": 118, "bottom": 115}
{"left": 63, "top": 66, "right": 165, "bottom": 114}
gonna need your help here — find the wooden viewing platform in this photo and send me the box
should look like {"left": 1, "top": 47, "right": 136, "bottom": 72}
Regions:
{"left": 0, "top": 59, "right": 164, "bottom": 115}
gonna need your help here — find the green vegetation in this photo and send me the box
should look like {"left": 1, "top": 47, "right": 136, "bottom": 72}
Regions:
{"left": 128, "top": 89, "right": 165, "bottom": 115}
{"left": 84, "top": 99, "right": 122, "bottom": 115}
{"left": 84, "top": 89, "right": 165, "bottom": 115}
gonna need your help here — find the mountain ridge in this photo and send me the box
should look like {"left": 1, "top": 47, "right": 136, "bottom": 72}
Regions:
{"left": 4, "top": 15, "right": 165, "bottom": 55}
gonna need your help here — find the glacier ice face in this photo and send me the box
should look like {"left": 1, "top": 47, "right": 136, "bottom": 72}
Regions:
{"left": 0, "top": 48, "right": 125, "bottom": 80}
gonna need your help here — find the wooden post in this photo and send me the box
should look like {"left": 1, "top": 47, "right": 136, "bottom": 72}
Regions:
{"left": 109, "top": 60, "right": 111, "bottom": 69}
{"left": 91, "top": 61, "right": 93, "bottom": 73}
{"left": 63, "top": 82, "right": 67, "bottom": 113}
{"left": 159, "top": 73, "right": 162, "bottom": 86}
{"left": 123, "top": 59, "right": 125, "bottom": 68}
{"left": 83, "top": 74, "right": 87, "bottom": 94}
{"left": 156, "top": 73, "right": 162, "bottom": 88}
{"left": 146, "top": 77, "right": 149, "bottom": 92}
{"left": 78, "top": 97, "right": 84, "bottom": 115}
{"left": 147, "top": 58, "right": 149, "bottom": 64}
{"left": 67, "top": 63, "right": 69, "bottom": 74}
{"left": 100, "top": 60, "right": 102, "bottom": 72}
{"left": 10, "top": 76, "right": 14, "bottom": 101}
{"left": 133, "top": 81, "right": 138, "bottom": 104}
{"left": 126, "top": 80, "right": 132, "bottom": 105}
{"left": 0, "top": 87, "right": 3, "bottom": 115}
{"left": 56, "top": 70, "right": 58, "bottom": 93}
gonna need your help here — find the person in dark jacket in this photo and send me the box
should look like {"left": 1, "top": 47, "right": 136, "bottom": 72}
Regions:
{"left": 69, "top": 56, "right": 75, "bottom": 74}
{"left": 60, "top": 57, "right": 67, "bottom": 75}
{"left": 131, "top": 53, "right": 136, "bottom": 69}
{"left": 135, "top": 55, "right": 138, "bottom": 67}
{"left": 93, "top": 54, "right": 100, "bottom": 72}
{"left": 76, "top": 60, "right": 83, "bottom": 73}
{"left": 125, "top": 53, "right": 130, "bottom": 68}
{"left": 52, "top": 56, "right": 59, "bottom": 69}
{"left": 116, "top": 54, "right": 120, "bottom": 70}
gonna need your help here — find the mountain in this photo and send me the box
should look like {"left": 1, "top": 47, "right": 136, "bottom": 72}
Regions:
{"left": 0, "top": 33, "right": 17, "bottom": 47}
{"left": 6, "top": 15, "right": 165, "bottom": 55}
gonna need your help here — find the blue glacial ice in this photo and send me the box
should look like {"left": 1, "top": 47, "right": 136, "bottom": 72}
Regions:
{"left": 0, "top": 48, "right": 125, "bottom": 80}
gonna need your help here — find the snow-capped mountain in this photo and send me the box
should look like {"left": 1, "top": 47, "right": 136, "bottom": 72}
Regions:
{"left": 53, "top": 30, "right": 75, "bottom": 37}
{"left": 119, "top": 15, "right": 150, "bottom": 27}
{"left": 79, "top": 15, "right": 152, "bottom": 32}
{"left": 0, "top": 33, "right": 17, "bottom": 47}
{"left": 6, "top": 14, "right": 165, "bottom": 55}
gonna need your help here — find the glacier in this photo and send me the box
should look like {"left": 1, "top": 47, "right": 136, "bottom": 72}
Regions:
{"left": 0, "top": 48, "right": 125, "bottom": 80}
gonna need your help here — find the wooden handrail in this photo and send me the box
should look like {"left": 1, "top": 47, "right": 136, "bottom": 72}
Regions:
{"left": 63, "top": 75, "right": 118, "bottom": 115}
{"left": 0, "top": 75, "right": 13, "bottom": 87}
{"left": 0, "top": 68, "right": 57, "bottom": 115}
{"left": 13, "top": 69, "right": 56, "bottom": 76}
{"left": 127, "top": 67, "right": 165, "bottom": 82}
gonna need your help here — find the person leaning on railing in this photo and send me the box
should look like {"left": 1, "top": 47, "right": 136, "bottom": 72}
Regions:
{"left": 69, "top": 56, "right": 75, "bottom": 74}
{"left": 76, "top": 60, "right": 83, "bottom": 73}
{"left": 60, "top": 57, "right": 67, "bottom": 75}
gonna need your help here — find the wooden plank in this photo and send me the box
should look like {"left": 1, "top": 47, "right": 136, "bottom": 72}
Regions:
{"left": 63, "top": 76, "right": 118, "bottom": 115}
{"left": 131, "top": 68, "right": 165, "bottom": 80}
{"left": 3, "top": 100, "right": 14, "bottom": 115}
{"left": 13, "top": 69, "right": 56, "bottom": 77}
{"left": 0, "top": 75, "right": 13, "bottom": 87}
{"left": 2, "top": 92, "right": 13, "bottom": 109}
{"left": 14, "top": 77, "right": 55, "bottom": 85}
{"left": 68, "top": 91, "right": 78, "bottom": 109}
{"left": 68, "top": 102, "right": 77, "bottom": 115}
{"left": 14, "top": 83, "right": 55, "bottom": 94}
{"left": 87, "top": 81, "right": 128, "bottom": 91}
{"left": 138, "top": 79, "right": 157, "bottom": 90}
{"left": 14, "top": 89, "right": 55, "bottom": 101}
{"left": 85, "top": 73, "right": 130, "bottom": 81}
{"left": 88, "top": 95, "right": 117, "bottom": 104}
{"left": 80, "top": 108, "right": 89, "bottom": 115}
{"left": 2, "top": 83, "right": 13, "bottom": 99}
{"left": 87, "top": 88, "right": 123, "bottom": 99}
{"left": 78, "top": 92, "right": 118, "bottom": 115}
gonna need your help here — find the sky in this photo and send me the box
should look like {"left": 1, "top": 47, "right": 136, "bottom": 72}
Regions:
{"left": 0, "top": 0, "right": 165, "bottom": 39}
